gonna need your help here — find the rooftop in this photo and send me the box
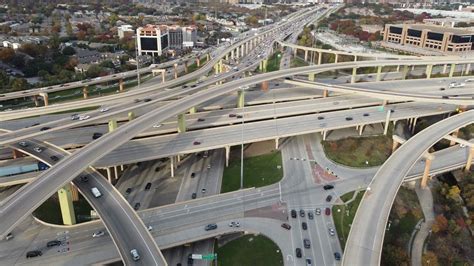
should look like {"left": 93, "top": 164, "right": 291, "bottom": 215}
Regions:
{"left": 390, "top": 23, "right": 474, "bottom": 35}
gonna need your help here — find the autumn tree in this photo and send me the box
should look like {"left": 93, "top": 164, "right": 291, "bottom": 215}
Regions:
{"left": 431, "top": 214, "right": 448, "bottom": 233}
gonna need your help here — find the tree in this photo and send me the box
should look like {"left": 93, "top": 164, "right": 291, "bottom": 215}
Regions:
{"left": 86, "top": 64, "right": 103, "bottom": 78}
{"left": 0, "top": 70, "right": 10, "bottom": 92}
{"left": 62, "top": 46, "right": 76, "bottom": 56}
{"left": 422, "top": 251, "right": 439, "bottom": 266}
{"left": 99, "top": 60, "right": 115, "bottom": 69}
{"left": 9, "top": 78, "right": 29, "bottom": 92}
{"left": 0, "top": 48, "right": 15, "bottom": 62}
{"left": 446, "top": 186, "right": 461, "bottom": 201}
{"left": 432, "top": 214, "right": 448, "bottom": 233}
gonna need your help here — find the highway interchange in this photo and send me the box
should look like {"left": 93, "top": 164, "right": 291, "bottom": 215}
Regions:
{"left": 1, "top": 4, "right": 474, "bottom": 266}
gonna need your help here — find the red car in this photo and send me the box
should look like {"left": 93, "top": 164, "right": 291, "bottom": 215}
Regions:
{"left": 325, "top": 207, "right": 331, "bottom": 216}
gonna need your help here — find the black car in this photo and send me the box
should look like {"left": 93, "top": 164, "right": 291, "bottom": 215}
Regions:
{"left": 155, "top": 166, "right": 160, "bottom": 172}
{"left": 323, "top": 184, "right": 334, "bottom": 190}
{"left": 145, "top": 182, "right": 152, "bottom": 190}
{"left": 300, "top": 209, "right": 305, "bottom": 217}
{"left": 302, "top": 222, "right": 308, "bottom": 230}
{"left": 317, "top": 116, "right": 324, "bottom": 120}
{"left": 291, "top": 209, "right": 297, "bottom": 218}
{"left": 326, "top": 195, "right": 333, "bottom": 202}
{"left": 80, "top": 175, "right": 88, "bottom": 182}
{"left": 126, "top": 188, "right": 132, "bottom": 194}
{"left": 47, "top": 240, "right": 61, "bottom": 247}
{"left": 191, "top": 193, "right": 197, "bottom": 199}
{"left": 345, "top": 117, "right": 353, "bottom": 121}
{"left": 26, "top": 250, "right": 42, "bottom": 258}
{"left": 303, "top": 239, "right": 311, "bottom": 249}
{"left": 144, "top": 98, "right": 152, "bottom": 102}
{"left": 50, "top": 156, "right": 59, "bottom": 162}
{"left": 134, "top": 203, "right": 141, "bottom": 210}
{"left": 308, "top": 212, "right": 314, "bottom": 220}
{"left": 92, "top": 132, "right": 103, "bottom": 140}
{"left": 204, "top": 223, "right": 217, "bottom": 231}
{"left": 190, "top": 172, "right": 196, "bottom": 178}
{"left": 197, "top": 118, "right": 205, "bottom": 122}
{"left": 296, "top": 248, "right": 302, "bottom": 258}
{"left": 40, "top": 127, "right": 50, "bottom": 131}
{"left": 334, "top": 252, "right": 341, "bottom": 261}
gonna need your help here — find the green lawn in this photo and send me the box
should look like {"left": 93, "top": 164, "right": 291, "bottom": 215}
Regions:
{"left": 221, "top": 151, "right": 283, "bottom": 193}
{"left": 266, "top": 51, "right": 282, "bottom": 72}
{"left": 216, "top": 234, "right": 283, "bottom": 266}
{"left": 33, "top": 195, "right": 92, "bottom": 224}
{"left": 322, "top": 135, "right": 392, "bottom": 167}
{"left": 291, "top": 57, "right": 309, "bottom": 68}
{"left": 332, "top": 190, "right": 365, "bottom": 250}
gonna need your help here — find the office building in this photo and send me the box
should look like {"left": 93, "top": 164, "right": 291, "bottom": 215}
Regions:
{"left": 136, "top": 25, "right": 169, "bottom": 57}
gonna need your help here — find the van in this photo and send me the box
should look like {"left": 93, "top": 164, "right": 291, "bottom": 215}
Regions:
{"left": 91, "top": 187, "right": 102, "bottom": 198}
{"left": 130, "top": 249, "right": 140, "bottom": 261}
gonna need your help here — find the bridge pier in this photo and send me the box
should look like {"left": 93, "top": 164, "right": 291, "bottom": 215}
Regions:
{"left": 465, "top": 63, "right": 471, "bottom": 74}
{"left": 449, "top": 129, "right": 459, "bottom": 146}
{"left": 83, "top": 86, "right": 88, "bottom": 99}
{"left": 237, "top": 90, "right": 245, "bottom": 108}
{"left": 392, "top": 135, "right": 406, "bottom": 153}
{"left": 308, "top": 73, "right": 315, "bottom": 81}
{"left": 384, "top": 110, "right": 391, "bottom": 135}
{"left": 322, "top": 130, "right": 328, "bottom": 141}
{"left": 225, "top": 146, "right": 230, "bottom": 167}
{"left": 128, "top": 111, "right": 135, "bottom": 121}
{"left": 449, "top": 63, "right": 456, "bottom": 78}
{"left": 354, "top": 55, "right": 358, "bottom": 62}
{"left": 275, "top": 138, "right": 279, "bottom": 150}
{"left": 401, "top": 65, "right": 409, "bottom": 80}
{"left": 318, "top": 52, "right": 322, "bottom": 65}
{"left": 214, "top": 64, "right": 219, "bottom": 75}
{"left": 351, "top": 67, "right": 358, "bottom": 83}
{"left": 33, "top": 95, "right": 39, "bottom": 107}
{"left": 322, "top": 89, "right": 328, "bottom": 98}
{"left": 196, "top": 57, "right": 200, "bottom": 67}
{"left": 219, "top": 59, "right": 224, "bottom": 73}
{"left": 189, "top": 106, "right": 197, "bottom": 114}
{"left": 421, "top": 155, "right": 434, "bottom": 188}
{"left": 410, "top": 117, "right": 418, "bottom": 134}
{"left": 108, "top": 119, "right": 118, "bottom": 132}
{"left": 442, "top": 64, "right": 448, "bottom": 74}
{"left": 170, "top": 156, "right": 175, "bottom": 177}
{"left": 58, "top": 184, "right": 77, "bottom": 225}
{"left": 425, "top": 64, "right": 433, "bottom": 79}
{"left": 304, "top": 50, "right": 308, "bottom": 61}
{"left": 184, "top": 62, "right": 188, "bottom": 74}
{"left": 174, "top": 63, "right": 178, "bottom": 79}
{"left": 178, "top": 114, "right": 186, "bottom": 133}
{"left": 231, "top": 50, "right": 234, "bottom": 60}
{"left": 466, "top": 147, "right": 474, "bottom": 171}
{"left": 206, "top": 53, "right": 210, "bottom": 62}
{"left": 358, "top": 124, "right": 365, "bottom": 135}
{"left": 334, "top": 53, "right": 338, "bottom": 64}
{"left": 106, "top": 167, "right": 113, "bottom": 182}
{"left": 376, "top": 65, "right": 383, "bottom": 82}
{"left": 119, "top": 79, "right": 124, "bottom": 92}
{"left": 39, "top": 92, "right": 49, "bottom": 106}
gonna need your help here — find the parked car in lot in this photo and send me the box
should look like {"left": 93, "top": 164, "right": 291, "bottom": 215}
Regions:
{"left": 46, "top": 240, "right": 61, "bottom": 247}
{"left": 291, "top": 209, "right": 297, "bottom": 218}
{"left": 50, "top": 155, "right": 59, "bottom": 162}
{"left": 302, "top": 222, "right": 308, "bottom": 230}
{"left": 18, "top": 141, "right": 28, "bottom": 147}
{"left": 308, "top": 212, "right": 314, "bottom": 220}
{"left": 315, "top": 208, "right": 321, "bottom": 215}
{"left": 326, "top": 195, "right": 333, "bottom": 202}
{"left": 300, "top": 209, "right": 305, "bottom": 217}
{"left": 281, "top": 223, "right": 291, "bottom": 230}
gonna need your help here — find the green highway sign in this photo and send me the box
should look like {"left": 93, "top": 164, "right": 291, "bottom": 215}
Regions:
{"left": 202, "top": 253, "right": 217, "bottom": 260}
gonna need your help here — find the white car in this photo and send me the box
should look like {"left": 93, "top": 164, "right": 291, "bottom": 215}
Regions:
{"left": 153, "top": 124, "right": 163, "bottom": 128}
{"left": 147, "top": 226, "right": 153, "bottom": 231}
{"left": 79, "top": 115, "right": 90, "bottom": 121}
{"left": 100, "top": 107, "right": 109, "bottom": 112}
{"left": 328, "top": 228, "right": 335, "bottom": 236}
{"left": 92, "top": 231, "right": 105, "bottom": 238}
{"left": 460, "top": 143, "right": 466, "bottom": 148}
{"left": 34, "top": 147, "right": 42, "bottom": 153}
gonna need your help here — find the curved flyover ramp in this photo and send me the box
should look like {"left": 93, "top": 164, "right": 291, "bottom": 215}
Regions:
{"left": 342, "top": 110, "right": 473, "bottom": 265}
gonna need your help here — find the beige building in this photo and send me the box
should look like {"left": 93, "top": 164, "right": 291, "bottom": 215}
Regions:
{"left": 383, "top": 24, "right": 473, "bottom": 53}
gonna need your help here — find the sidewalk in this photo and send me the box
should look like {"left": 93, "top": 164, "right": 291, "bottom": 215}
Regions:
{"left": 411, "top": 181, "right": 435, "bottom": 266}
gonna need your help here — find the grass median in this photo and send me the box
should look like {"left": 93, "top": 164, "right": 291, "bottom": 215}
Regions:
{"left": 332, "top": 190, "right": 365, "bottom": 250}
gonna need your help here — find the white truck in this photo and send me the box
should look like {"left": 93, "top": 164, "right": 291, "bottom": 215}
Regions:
{"left": 91, "top": 187, "right": 102, "bottom": 198}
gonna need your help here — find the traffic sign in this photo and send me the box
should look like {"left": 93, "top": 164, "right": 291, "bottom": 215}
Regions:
{"left": 202, "top": 254, "right": 217, "bottom": 260}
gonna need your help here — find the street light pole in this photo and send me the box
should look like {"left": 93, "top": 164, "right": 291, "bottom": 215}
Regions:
{"left": 240, "top": 87, "right": 245, "bottom": 190}
{"left": 135, "top": 36, "right": 141, "bottom": 87}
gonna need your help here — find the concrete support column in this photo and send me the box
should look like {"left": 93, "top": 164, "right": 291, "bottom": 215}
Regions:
{"left": 322, "top": 89, "right": 328, "bottom": 98}
{"left": 411, "top": 117, "right": 418, "bottom": 134}
{"left": 189, "top": 106, "right": 197, "bottom": 114}
{"left": 206, "top": 53, "right": 210, "bottom": 62}
{"left": 401, "top": 65, "right": 409, "bottom": 80}
{"left": 83, "top": 86, "right": 88, "bottom": 99}
{"left": 120, "top": 165, "right": 124, "bottom": 171}
{"left": 178, "top": 113, "right": 186, "bottom": 133}
{"left": 465, "top": 147, "right": 474, "bottom": 171}
{"left": 334, "top": 53, "right": 338, "bottom": 63}
{"left": 58, "top": 184, "right": 76, "bottom": 225}
{"left": 359, "top": 124, "right": 365, "bottom": 135}
{"left": 119, "top": 79, "right": 124, "bottom": 92}
{"left": 33, "top": 95, "right": 39, "bottom": 107}
{"left": 106, "top": 168, "right": 112, "bottom": 182}
{"left": 293, "top": 48, "right": 297, "bottom": 58}
{"left": 219, "top": 59, "right": 224, "bottom": 73}
{"left": 318, "top": 52, "right": 322, "bottom": 65}
{"left": 241, "top": 45, "right": 244, "bottom": 57}
{"left": 354, "top": 55, "right": 358, "bottom": 62}
{"left": 384, "top": 110, "right": 391, "bottom": 135}
{"left": 237, "top": 90, "right": 245, "bottom": 108}
{"left": 351, "top": 67, "right": 358, "bottom": 83}
{"left": 184, "top": 62, "right": 188, "bottom": 74}
{"left": 449, "top": 63, "right": 456, "bottom": 78}
{"left": 128, "top": 111, "right": 135, "bottom": 121}
{"left": 114, "top": 166, "right": 119, "bottom": 180}
{"left": 174, "top": 63, "right": 178, "bottom": 79}
{"left": 39, "top": 92, "right": 49, "bottom": 106}
{"left": 304, "top": 50, "right": 308, "bottom": 61}
{"left": 308, "top": 73, "right": 315, "bottom": 81}
{"left": 12, "top": 149, "right": 24, "bottom": 159}
{"left": 225, "top": 146, "right": 230, "bottom": 167}
{"left": 392, "top": 140, "right": 400, "bottom": 153}
{"left": 231, "top": 50, "right": 234, "bottom": 60}
{"left": 421, "top": 157, "right": 432, "bottom": 188}
{"left": 275, "top": 138, "right": 279, "bottom": 150}
{"left": 376, "top": 66, "right": 383, "bottom": 82}
{"left": 465, "top": 63, "right": 471, "bottom": 75}
{"left": 196, "top": 58, "right": 200, "bottom": 67}
{"left": 442, "top": 64, "right": 447, "bottom": 74}
{"left": 170, "top": 156, "right": 175, "bottom": 178}
{"left": 214, "top": 64, "right": 219, "bottom": 74}
{"left": 450, "top": 129, "right": 459, "bottom": 146}
{"left": 322, "top": 130, "right": 328, "bottom": 141}
{"left": 177, "top": 154, "right": 181, "bottom": 162}
{"left": 108, "top": 119, "right": 117, "bottom": 132}
{"left": 70, "top": 185, "right": 79, "bottom": 201}
{"left": 425, "top": 64, "right": 433, "bottom": 79}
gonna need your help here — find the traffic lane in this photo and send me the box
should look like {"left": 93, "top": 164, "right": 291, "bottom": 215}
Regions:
{"left": 94, "top": 101, "right": 455, "bottom": 167}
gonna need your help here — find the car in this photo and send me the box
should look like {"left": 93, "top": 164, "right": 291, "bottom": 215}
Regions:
{"left": 71, "top": 114, "right": 79, "bottom": 120}
{"left": 126, "top": 188, "right": 132, "bottom": 194}
{"left": 229, "top": 113, "right": 237, "bottom": 117}
{"left": 281, "top": 223, "right": 291, "bottom": 230}
{"left": 134, "top": 203, "right": 141, "bottom": 210}
{"left": 100, "top": 107, "right": 109, "bottom": 112}
{"left": 26, "top": 250, "right": 42, "bottom": 258}
{"left": 308, "top": 212, "right": 314, "bottom": 220}
{"left": 50, "top": 155, "right": 59, "bottom": 162}
{"left": 18, "top": 141, "right": 28, "bottom": 147}
{"left": 153, "top": 124, "right": 163, "bottom": 128}
{"left": 144, "top": 98, "right": 152, "bottom": 102}
{"left": 91, "top": 187, "right": 102, "bottom": 198}
{"left": 204, "top": 223, "right": 217, "bottom": 231}
{"left": 155, "top": 166, "right": 160, "bottom": 172}
{"left": 40, "top": 127, "right": 50, "bottom": 131}
{"left": 201, "top": 188, "right": 207, "bottom": 193}
{"left": 306, "top": 258, "right": 312, "bottom": 265}
{"left": 325, "top": 207, "right": 331, "bottom": 216}
{"left": 191, "top": 172, "right": 196, "bottom": 178}
{"left": 363, "top": 113, "right": 370, "bottom": 117}
{"left": 303, "top": 239, "right": 311, "bottom": 249}
{"left": 93, "top": 231, "right": 105, "bottom": 238}
{"left": 191, "top": 193, "right": 197, "bottom": 199}
{"left": 315, "top": 208, "right": 321, "bottom": 215}
{"left": 34, "top": 147, "right": 43, "bottom": 153}
{"left": 291, "top": 209, "right": 297, "bottom": 218}
{"left": 130, "top": 249, "right": 140, "bottom": 261}
{"left": 229, "top": 221, "right": 240, "bottom": 227}
{"left": 197, "top": 118, "right": 205, "bottom": 122}
{"left": 47, "top": 240, "right": 61, "bottom": 247}
{"left": 80, "top": 175, "right": 88, "bottom": 182}
{"left": 390, "top": 109, "right": 395, "bottom": 113}
{"left": 236, "top": 114, "right": 243, "bottom": 118}
{"left": 300, "top": 209, "right": 305, "bottom": 217}
{"left": 302, "top": 222, "right": 308, "bottom": 230}
{"left": 460, "top": 143, "right": 466, "bottom": 148}
{"left": 134, "top": 99, "right": 141, "bottom": 103}
{"left": 296, "top": 248, "right": 302, "bottom": 258}
{"left": 187, "top": 255, "right": 194, "bottom": 265}
{"left": 79, "top": 115, "right": 90, "bottom": 121}
{"left": 334, "top": 252, "right": 341, "bottom": 260}
{"left": 5, "top": 233, "right": 13, "bottom": 240}
{"left": 317, "top": 116, "right": 324, "bottom": 120}
{"left": 329, "top": 228, "right": 335, "bottom": 236}
{"left": 193, "top": 141, "right": 201, "bottom": 145}
{"left": 191, "top": 85, "right": 197, "bottom": 88}
{"left": 326, "top": 195, "right": 333, "bottom": 202}
{"left": 323, "top": 184, "right": 334, "bottom": 190}
{"left": 92, "top": 132, "right": 103, "bottom": 140}
{"left": 345, "top": 117, "right": 353, "bottom": 121}
{"left": 147, "top": 225, "right": 153, "bottom": 231}
{"left": 145, "top": 182, "right": 152, "bottom": 190}
{"left": 207, "top": 164, "right": 211, "bottom": 169}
